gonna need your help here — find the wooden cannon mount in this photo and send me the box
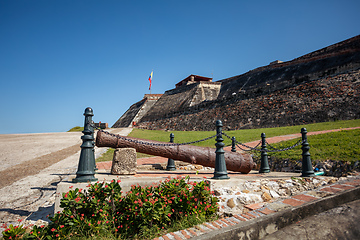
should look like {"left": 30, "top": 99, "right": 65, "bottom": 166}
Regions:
{"left": 95, "top": 130, "right": 256, "bottom": 174}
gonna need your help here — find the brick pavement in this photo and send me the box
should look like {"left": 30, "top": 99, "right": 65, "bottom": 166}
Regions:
{"left": 153, "top": 172, "right": 360, "bottom": 240}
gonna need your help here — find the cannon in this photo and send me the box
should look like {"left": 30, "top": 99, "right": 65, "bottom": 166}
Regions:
{"left": 96, "top": 130, "right": 256, "bottom": 174}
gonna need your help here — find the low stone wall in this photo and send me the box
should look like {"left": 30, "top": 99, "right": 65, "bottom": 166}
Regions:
{"left": 212, "top": 174, "right": 353, "bottom": 217}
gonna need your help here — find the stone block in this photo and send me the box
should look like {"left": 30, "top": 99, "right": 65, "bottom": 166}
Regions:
{"left": 111, "top": 148, "right": 137, "bottom": 175}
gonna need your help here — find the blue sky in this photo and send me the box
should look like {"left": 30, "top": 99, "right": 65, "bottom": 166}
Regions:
{"left": 0, "top": 0, "right": 359, "bottom": 134}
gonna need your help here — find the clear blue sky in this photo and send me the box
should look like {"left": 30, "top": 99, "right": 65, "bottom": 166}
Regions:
{"left": 0, "top": 0, "right": 359, "bottom": 134}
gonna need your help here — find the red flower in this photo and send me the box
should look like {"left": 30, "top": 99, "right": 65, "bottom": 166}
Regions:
{"left": 51, "top": 228, "right": 56, "bottom": 232}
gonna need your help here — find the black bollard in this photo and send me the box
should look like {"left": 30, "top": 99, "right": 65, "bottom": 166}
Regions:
{"left": 231, "top": 136, "right": 236, "bottom": 152}
{"left": 212, "top": 120, "right": 230, "bottom": 180}
{"left": 259, "top": 133, "right": 270, "bottom": 173}
{"left": 166, "top": 133, "right": 176, "bottom": 171}
{"left": 301, "top": 128, "right": 315, "bottom": 177}
{"left": 73, "top": 107, "right": 98, "bottom": 183}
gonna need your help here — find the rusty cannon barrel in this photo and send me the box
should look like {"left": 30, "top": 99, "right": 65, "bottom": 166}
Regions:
{"left": 96, "top": 130, "right": 256, "bottom": 174}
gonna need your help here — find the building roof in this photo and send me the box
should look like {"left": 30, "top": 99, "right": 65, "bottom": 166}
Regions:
{"left": 175, "top": 74, "right": 213, "bottom": 88}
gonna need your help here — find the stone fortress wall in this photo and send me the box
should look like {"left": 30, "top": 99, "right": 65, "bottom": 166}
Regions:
{"left": 112, "top": 94, "right": 162, "bottom": 128}
{"left": 136, "top": 70, "right": 360, "bottom": 131}
{"left": 139, "top": 81, "right": 221, "bottom": 122}
{"left": 114, "top": 35, "right": 360, "bottom": 131}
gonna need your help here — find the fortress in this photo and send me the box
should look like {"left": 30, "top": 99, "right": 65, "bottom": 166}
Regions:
{"left": 113, "top": 35, "right": 360, "bottom": 131}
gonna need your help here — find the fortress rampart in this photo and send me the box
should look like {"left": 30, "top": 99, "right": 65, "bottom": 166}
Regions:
{"left": 114, "top": 35, "right": 360, "bottom": 131}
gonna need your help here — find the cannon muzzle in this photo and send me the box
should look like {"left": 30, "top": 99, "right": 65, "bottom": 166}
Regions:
{"left": 96, "top": 130, "right": 256, "bottom": 173}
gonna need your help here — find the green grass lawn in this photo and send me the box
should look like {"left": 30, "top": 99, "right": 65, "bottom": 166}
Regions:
{"left": 96, "top": 119, "right": 360, "bottom": 163}
{"left": 264, "top": 129, "right": 360, "bottom": 163}
{"left": 129, "top": 119, "right": 360, "bottom": 147}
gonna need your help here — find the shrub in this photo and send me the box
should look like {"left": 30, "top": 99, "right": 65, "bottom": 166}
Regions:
{"left": 1, "top": 176, "right": 218, "bottom": 239}
{"left": 67, "top": 126, "right": 84, "bottom": 132}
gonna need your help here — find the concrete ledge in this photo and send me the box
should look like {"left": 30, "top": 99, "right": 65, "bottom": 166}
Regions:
{"left": 192, "top": 186, "right": 360, "bottom": 240}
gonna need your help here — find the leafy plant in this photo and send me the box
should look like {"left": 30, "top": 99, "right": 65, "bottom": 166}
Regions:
{"left": 1, "top": 177, "right": 218, "bottom": 239}
{"left": 2, "top": 222, "right": 26, "bottom": 240}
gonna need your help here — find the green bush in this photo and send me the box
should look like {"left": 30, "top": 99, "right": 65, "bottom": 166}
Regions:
{"left": 1, "top": 176, "right": 218, "bottom": 239}
{"left": 2, "top": 222, "right": 26, "bottom": 240}
{"left": 67, "top": 126, "right": 84, "bottom": 132}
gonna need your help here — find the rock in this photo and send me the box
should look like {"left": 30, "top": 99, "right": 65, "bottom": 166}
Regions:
{"left": 328, "top": 178, "right": 338, "bottom": 184}
{"left": 213, "top": 190, "right": 222, "bottom": 196}
{"left": 269, "top": 190, "right": 280, "bottom": 199}
{"left": 194, "top": 165, "right": 203, "bottom": 170}
{"left": 224, "top": 188, "right": 233, "bottom": 194}
{"left": 262, "top": 192, "right": 272, "bottom": 202}
{"left": 227, "top": 198, "right": 236, "bottom": 208}
{"left": 266, "top": 181, "right": 280, "bottom": 189}
{"left": 236, "top": 194, "right": 262, "bottom": 205}
{"left": 276, "top": 188, "right": 287, "bottom": 196}
{"left": 111, "top": 148, "right": 137, "bottom": 175}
